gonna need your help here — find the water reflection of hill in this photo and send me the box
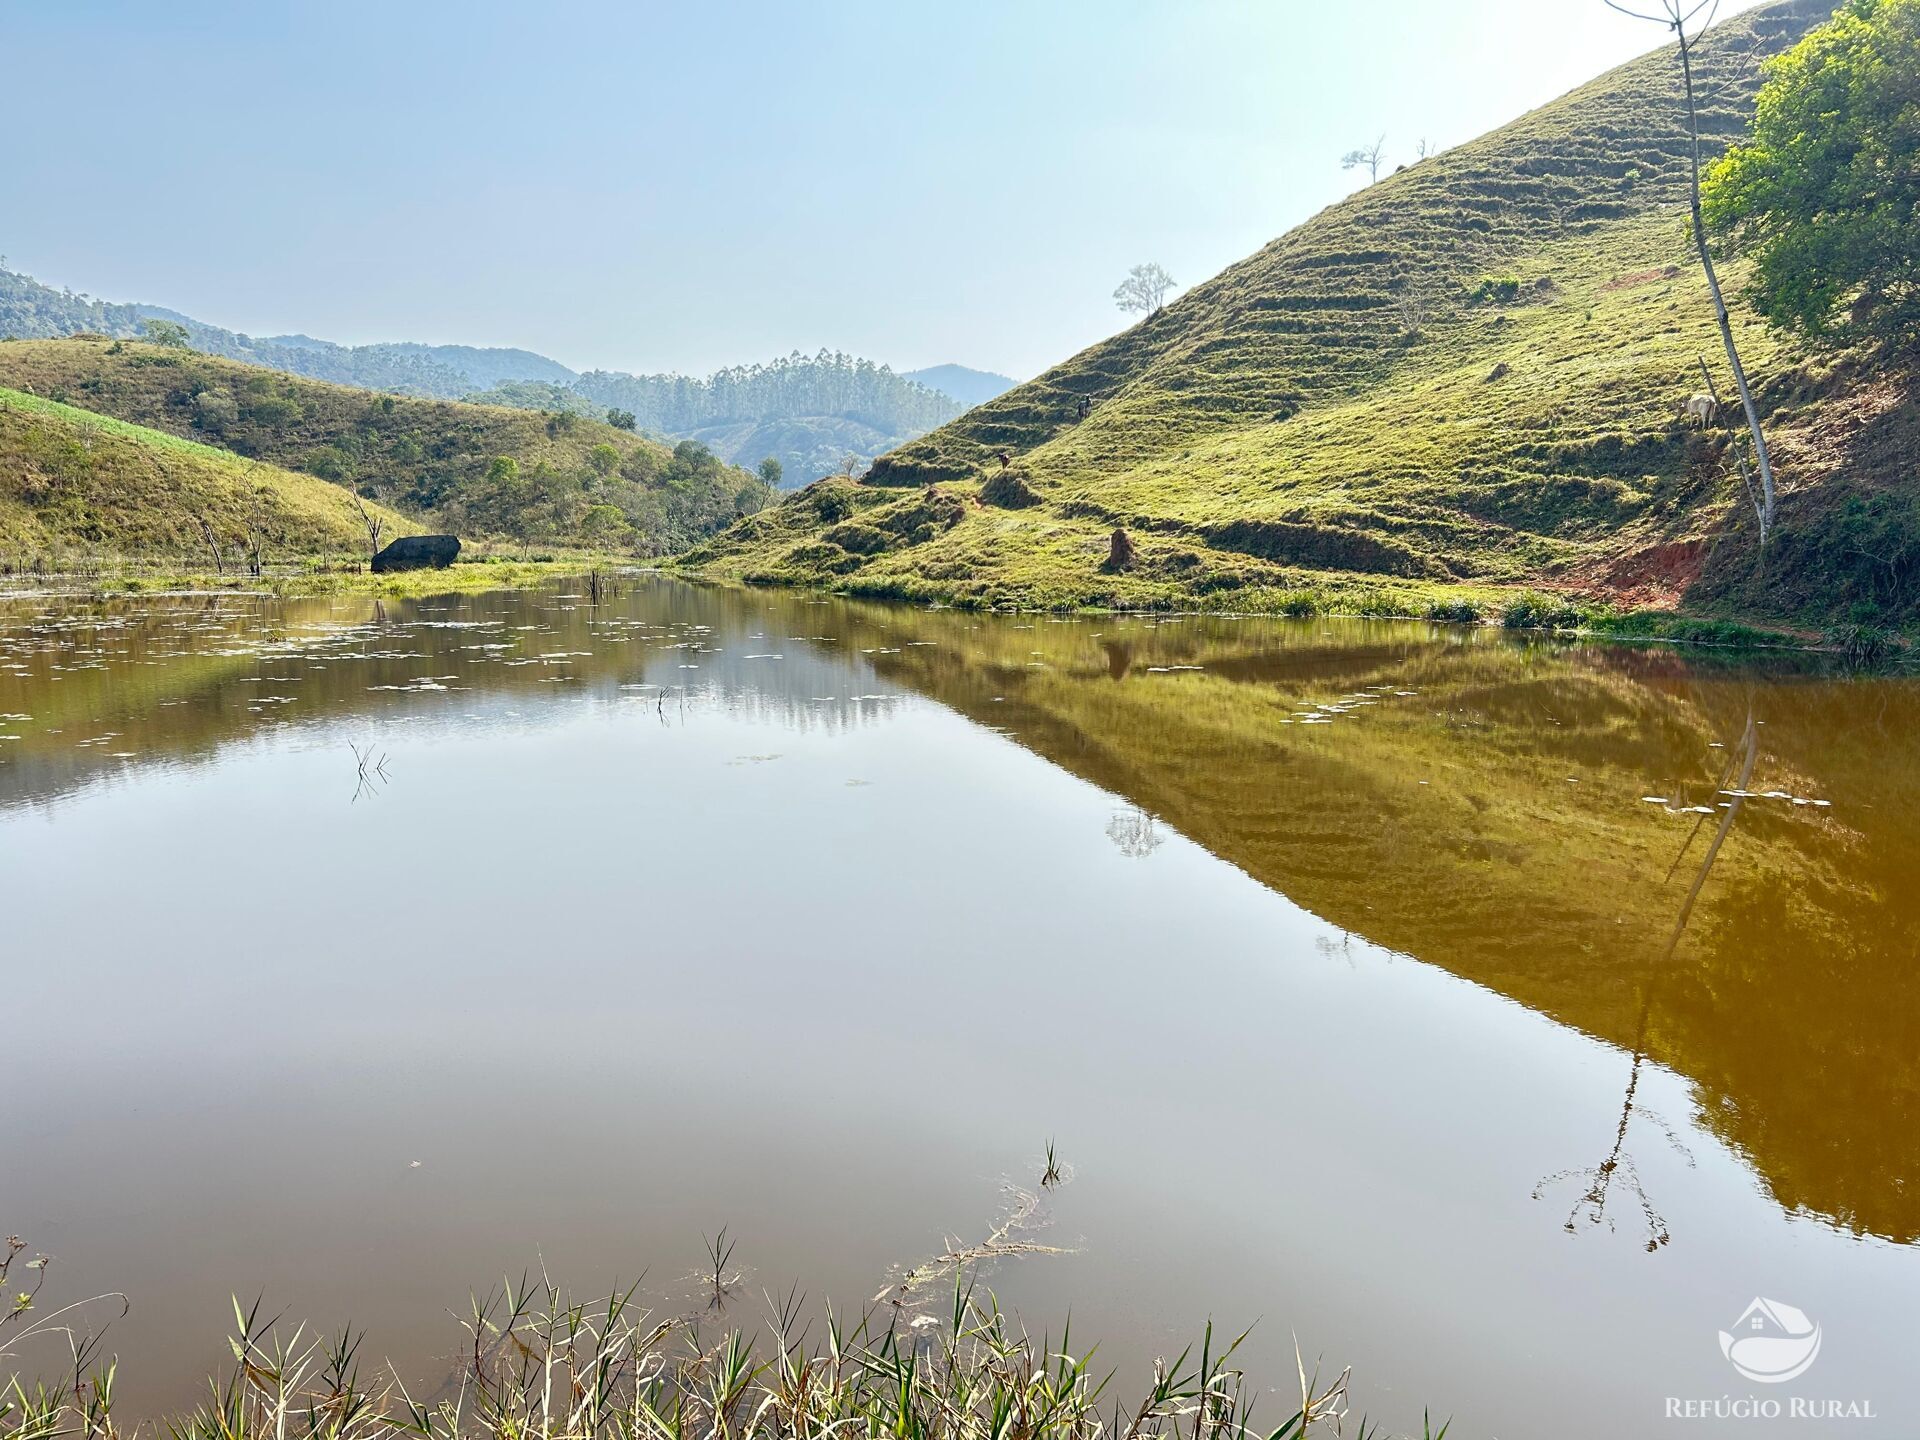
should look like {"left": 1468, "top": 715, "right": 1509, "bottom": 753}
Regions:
{"left": 784, "top": 601, "right": 1917, "bottom": 1247}
{"left": 3, "top": 580, "right": 1913, "bottom": 1246}
{"left": 0, "top": 582, "right": 901, "bottom": 816}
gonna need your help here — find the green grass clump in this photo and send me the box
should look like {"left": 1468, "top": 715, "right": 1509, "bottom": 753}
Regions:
{"left": 1425, "top": 598, "right": 1483, "bottom": 624}
{"left": 1585, "top": 610, "right": 1798, "bottom": 647}
{"left": 1467, "top": 274, "right": 1523, "bottom": 305}
{"left": 1500, "top": 590, "right": 1592, "bottom": 630}
{"left": 1821, "top": 620, "right": 1902, "bottom": 664}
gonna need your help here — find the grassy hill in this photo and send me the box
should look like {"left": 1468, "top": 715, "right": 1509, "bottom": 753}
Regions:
{"left": 0, "top": 386, "right": 411, "bottom": 566}
{"left": 0, "top": 338, "right": 767, "bottom": 554}
{"left": 689, "top": 0, "right": 1918, "bottom": 627}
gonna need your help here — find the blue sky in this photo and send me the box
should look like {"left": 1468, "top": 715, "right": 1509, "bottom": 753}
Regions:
{"left": 1, "top": 0, "right": 1762, "bottom": 379}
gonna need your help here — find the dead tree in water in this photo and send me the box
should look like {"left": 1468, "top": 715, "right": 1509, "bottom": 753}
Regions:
{"left": 1607, "top": 0, "right": 1777, "bottom": 542}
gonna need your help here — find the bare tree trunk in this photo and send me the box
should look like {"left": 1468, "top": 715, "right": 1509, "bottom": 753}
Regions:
{"left": 1676, "top": 28, "right": 1776, "bottom": 542}
{"left": 349, "top": 492, "right": 386, "bottom": 569}
{"left": 194, "top": 515, "right": 224, "bottom": 575}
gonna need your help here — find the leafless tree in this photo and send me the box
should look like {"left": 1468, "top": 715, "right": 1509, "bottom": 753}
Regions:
{"left": 242, "top": 488, "right": 277, "bottom": 578}
{"left": 1606, "top": 0, "right": 1776, "bottom": 543}
{"left": 193, "top": 514, "right": 224, "bottom": 575}
{"left": 349, "top": 489, "right": 386, "bottom": 566}
{"left": 1341, "top": 134, "right": 1387, "bottom": 183}
{"left": 1394, "top": 284, "right": 1433, "bottom": 340}
{"left": 1112, "top": 262, "right": 1175, "bottom": 317}
{"left": 1415, "top": 136, "right": 1435, "bottom": 160}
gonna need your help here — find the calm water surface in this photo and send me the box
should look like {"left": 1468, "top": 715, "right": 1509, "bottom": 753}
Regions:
{"left": 3, "top": 577, "right": 1916, "bottom": 1436}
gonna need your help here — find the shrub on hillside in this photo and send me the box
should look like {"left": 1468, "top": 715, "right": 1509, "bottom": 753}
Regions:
{"left": 980, "top": 469, "right": 1043, "bottom": 508}
{"left": 822, "top": 521, "right": 892, "bottom": 555}
{"left": 1501, "top": 591, "right": 1589, "bottom": 629}
{"left": 1468, "top": 275, "right": 1523, "bottom": 305}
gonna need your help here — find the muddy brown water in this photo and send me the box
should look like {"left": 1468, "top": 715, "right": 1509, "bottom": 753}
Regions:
{"left": 3, "top": 578, "right": 1916, "bottom": 1436}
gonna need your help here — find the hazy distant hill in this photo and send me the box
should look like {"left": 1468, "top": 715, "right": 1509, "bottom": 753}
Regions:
{"left": 0, "top": 267, "right": 981, "bottom": 489}
{"left": 690, "top": 1, "right": 1919, "bottom": 627}
{"left": 357, "top": 341, "right": 577, "bottom": 391}
{"left": 902, "top": 364, "right": 1015, "bottom": 409}
{"left": 682, "top": 414, "right": 900, "bottom": 487}
{"left": 0, "top": 271, "right": 549, "bottom": 397}
{"left": 570, "top": 350, "right": 962, "bottom": 486}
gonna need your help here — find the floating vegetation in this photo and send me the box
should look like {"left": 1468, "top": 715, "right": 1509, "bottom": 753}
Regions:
{"left": 1279, "top": 683, "right": 1417, "bottom": 727}
{"left": 873, "top": 1182, "right": 1072, "bottom": 1316}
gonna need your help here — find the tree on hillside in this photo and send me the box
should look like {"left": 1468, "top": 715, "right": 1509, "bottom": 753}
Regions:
{"left": 1607, "top": 0, "right": 1777, "bottom": 544}
{"left": 1702, "top": 0, "right": 1920, "bottom": 348}
{"left": 1113, "top": 263, "right": 1175, "bottom": 317}
{"left": 1341, "top": 135, "right": 1387, "bottom": 183}
{"left": 606, "top": 408, "right": 638, "bottom": 431}
{"left": 349, "top": 489, "right": 387, "bottom": 566}
{"left": 141, "top": 318, "right": 190, "bottom": 348}
{"left": 758, "top": 456, "right": 783, "bottom": 489}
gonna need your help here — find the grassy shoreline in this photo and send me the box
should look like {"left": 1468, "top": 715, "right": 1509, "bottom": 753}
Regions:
{"left": 0, "top": 547, "right": 1889, "bottom": 659}
{"left": 0, "top": 554, "right": 614, "bottom": 601}
{"left": 670, "top": 560, "right": 1884, "bottom": 657}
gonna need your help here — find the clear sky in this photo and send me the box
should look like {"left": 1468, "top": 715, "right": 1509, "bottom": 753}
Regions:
{"left": 0, "top": 0, "right": 1763, "bottom": 380}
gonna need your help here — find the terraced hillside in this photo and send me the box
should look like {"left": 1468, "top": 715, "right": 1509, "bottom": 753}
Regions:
{"left": 0, "top": 387, "right": 411, "bottom": 564}
{"left": 691, "top": 0, "right": 1918, "bottom": 625}
{"left": 0, "top": 339, "right": 768, "bottom": 553}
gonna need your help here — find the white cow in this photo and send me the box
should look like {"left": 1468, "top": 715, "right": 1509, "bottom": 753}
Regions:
{"left": 1682, "top": 392, "right": 1721, "bottom": 429}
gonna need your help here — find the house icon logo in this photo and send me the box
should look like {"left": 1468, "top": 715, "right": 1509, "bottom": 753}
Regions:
{"left": 1719, "top": 1298, "right": 1822, "bottom": 1384}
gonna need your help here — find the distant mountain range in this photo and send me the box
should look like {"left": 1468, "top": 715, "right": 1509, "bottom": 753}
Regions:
{"left": 0, "top": 264, "right": 1016, "bottom": 486}
{"left": 901, "top": 365, "right": 1014, "bottom": 409}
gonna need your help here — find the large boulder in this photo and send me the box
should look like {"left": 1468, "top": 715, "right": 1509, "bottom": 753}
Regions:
{"left": 372, "top": 534, "right": 461, "bottom": 572}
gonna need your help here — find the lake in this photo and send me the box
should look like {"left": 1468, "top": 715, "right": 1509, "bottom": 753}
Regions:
{"left": 3, "top": 576, "right": 1916, "bottom": 1437}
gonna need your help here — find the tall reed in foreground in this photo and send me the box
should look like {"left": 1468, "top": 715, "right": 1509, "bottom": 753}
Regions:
{"left": 2, "top": 1270, "right": 1410, "bottom": 1440}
